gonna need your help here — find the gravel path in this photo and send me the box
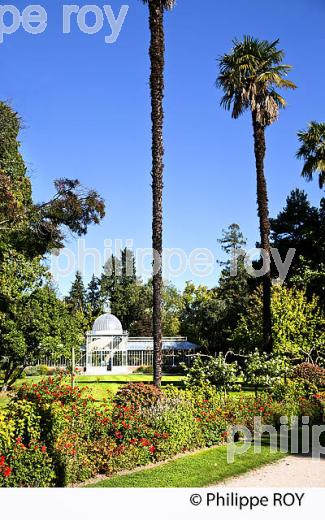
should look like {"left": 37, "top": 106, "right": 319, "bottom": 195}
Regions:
{"left": 217, "top": 456, "right": 325, "bottom": 487}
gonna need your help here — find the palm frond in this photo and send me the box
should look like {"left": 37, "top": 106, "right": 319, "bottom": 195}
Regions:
{"left": 217, "top": 36, "right": 297, "bottom": 125}
{"left": 297, "top": 122, "right": 325, "bottom": 189}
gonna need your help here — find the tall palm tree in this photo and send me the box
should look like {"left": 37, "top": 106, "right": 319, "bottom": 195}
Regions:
{"left": 297, "top": 122, "right": 325, "bottom": 189}
{"left": 217, "top": 36, "right": 296, "bottom": 353}
{"left": 141, "top": 0, "right": 176, "bottom": 386}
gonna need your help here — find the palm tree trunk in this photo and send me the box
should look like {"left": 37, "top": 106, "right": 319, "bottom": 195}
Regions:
{"left": 148, "top": 0, "right": 165, "bottom": 387}
{"left": 252, "top": 112, "right": 273, "bottom": 353}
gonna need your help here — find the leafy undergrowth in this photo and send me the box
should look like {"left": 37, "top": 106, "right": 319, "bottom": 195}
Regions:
{"left": 87, "top": 443, "right": 286, "bottom": 488}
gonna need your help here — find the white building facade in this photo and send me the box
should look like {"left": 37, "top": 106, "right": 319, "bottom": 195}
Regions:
{"left": 84, "top": 310, "right": 199, "bottom": 375}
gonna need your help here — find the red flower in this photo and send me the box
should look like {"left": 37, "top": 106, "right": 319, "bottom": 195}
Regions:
{"left": 3, "top": 467, "right": 12, "bottom": 478}
{"left": 149, "top": 446, "right": 155, "bottom": 454}
{"left": 0, "top": 455, "right": 5, "bottom": 467}
{"left": 41, "top": 446, "right": 47, "bottom": 453}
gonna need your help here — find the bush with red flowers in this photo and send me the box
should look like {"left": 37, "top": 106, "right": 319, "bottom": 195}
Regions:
{"left": 8, "top": 376, "right": 112, "bottom": 485}
{"left": 1, "top": 376, "right": 325, "bottom": 487}
{"left": 292, "top": 363, "right": 325, "bottom": 391}
{"left": 0, "top": 440, "right": 54, "bottom": 487}
{"left": 114, "top": 382, "right": 164, "bottom": 410}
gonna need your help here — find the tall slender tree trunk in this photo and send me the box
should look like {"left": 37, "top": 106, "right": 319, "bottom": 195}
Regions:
{"left": 252, "top": 112, "right": 273, "bottom": 353}
{"left": 148, "top": 0, "right": 165, "bottom": 387}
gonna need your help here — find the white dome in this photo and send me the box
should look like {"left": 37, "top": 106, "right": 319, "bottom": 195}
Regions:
{"left": 92, "top": 313, "right": 123, "bottom": 333}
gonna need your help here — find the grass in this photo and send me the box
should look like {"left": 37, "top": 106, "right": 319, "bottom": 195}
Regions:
{"left": 87, "top": 442, "right": 286, "bottom": 488}
{"left": 74, "top": 374, "right": 185, "bottom": 401}
{"left": 0, "top": 374, "right": 185, "bottom": 407}
{"left": 0, "top": 374, "right": 254, "bottom": 407}
{"left": 0, "top": 392, "right": 9, "bottom": 409}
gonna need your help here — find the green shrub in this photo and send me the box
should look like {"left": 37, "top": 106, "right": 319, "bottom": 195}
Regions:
{"left": 0, "top": 441, "right": 55, "bottom": 487}
{"left": 108, "top": 444, "right": 151, "bottom": 474}
{"left": 271, "top": 380, "right": 305, "bottom": 402}
{"left": 145, "top": 395, "right": 203, "bottom": 459}
{"left": 298, "top": 396, "right": 323, "bottom": 424}
{"left": 134, "top": 365, "right": 153, "bottom": 375}
{"left": 0, "top": 405, "right": 55, "bottom": 487}
{"left": 244, "top": 350, "right": 286, "bottom": 393}
{"left": 182, "top": 354, "right": 241, "bottom": 394}
{"left": 6, "top": 399, "right": 42, "bottom": 445}
{"left": 24, "top": 365, "right": 49, "bottom": 377}
{"left": 0, "top": 410, "right": 15, "bottom": 454}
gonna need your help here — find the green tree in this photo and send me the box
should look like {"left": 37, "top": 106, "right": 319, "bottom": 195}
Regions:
{"left": 183, "top": 354, "right": 240, "bottom": 395}
{"left": 270, "top": 190, "right": 322, "bottom": 267}
{"left": 0, "top": 102, "right": 105, "bottom": 258}
{"left": 217, "top": 224, "right": 251, "bottom": 344}
{"left": 0, "top": 102, "right": 32, "bottom": 233}
{"left": 245, "top": 350, "right": 286, "bottom": 395}
{"left": 0, "top": 101, "right": 105, "bottom": 386}
{"left": 100, "top": 250, "right": 143, "bottom": 331}
{"left": 179, "top": 282, "right": 224, "bottom": 353}
{"left": 297, "top": 122, "right": 325, "bottom": 189}
{"left": 141, "top": 0, "right": 176, "bottom": 387}
{"left": 233, "top": 286, "right": 325, "bottom": 364}
{"left": 65, "top": 271, "right": 87, "bottom": 314}
{"left": 162, "top": 283, "right": 182, "bottom": 336}
{"left": 86, "top": 274, "right": 103, "bottom": 319}
{"left": 270, "top": 190, "right": 325, "bottom": 307}
{"left": 217, "top": 36, "right": 297, "bottom": 352}
{"left": 0, "top": 252, "right": 82, "bottom": 390}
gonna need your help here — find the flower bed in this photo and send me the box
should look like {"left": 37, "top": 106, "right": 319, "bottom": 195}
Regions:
{"left": 0, "top": 378, "right": 324, "bottom": 487}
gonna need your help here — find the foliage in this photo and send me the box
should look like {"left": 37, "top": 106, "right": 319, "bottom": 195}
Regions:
{"left": 224, "top": 394, "right": 276, "bottom": 432}
{"left": 182, "top": 354, "right": 240, "bottom": 394}
{"left": 99, "top": 251, "right": 182, "bottom": 336}
{"left": 134, "top": 365, "right": 154, "bottom": 375}
{"left": 179, "top": 282, "right": 225, "bottom": 351}
{"left": 0, "top": 280, "right": 83, "bottom": 390}
{"left": 65, "top": 271, "right": 87, "bottom": 314}
{"left": 233, "top": 285, "right": 325, "bottom": 362}
{"left": 298, "top": 396, "right": 323, "bottom": 424}
{"left": 178, "top": 224, "right": 251, "bottom": 354}
{"left": 144, "top": 395, "right": 203, "bottom": 458}
{"left": 0, "top": 400, "right": 55, "bottom": 487}
{"left": 1, "top": 375, "right": 325, "bottom": 487}
{"left": 24, "top": 365, "right": 59, "bottom": 377}
{"left": 297, "top": 121, "right": 325, "bottom": 189}
{"left": 86, "top": 274, "right": 104, "bottom": 320}
{"left": 0, "top": 101, "right": 105, "bottom": 390}
{"left": 270, "top": 190, "right": 325, "bottom": 309}
{"left": 0, "top": 441, "right": 55, "bottom": 487}
{"left": 114, "top": 382, "right": 164, "bottom": 410}
{"left": 270, "top": 379, "right": 305, "bottom": 402}
{"left": 292, "top": 363, "right": 325, "bottom": 389}
{"left": 12, "top": 376, "right": 109, "bottom": 485}
{"left": 217, "top": 36, "right": 296, "bottom": 126}
{"left": 244, "top": 350, "right": 286, "bottom": 391}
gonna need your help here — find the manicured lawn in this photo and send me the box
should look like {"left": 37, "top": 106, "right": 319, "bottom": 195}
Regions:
{"left": 74, "top": 374, "right": 185, "bottom": 401}
{"left": 87, "top": 442, "right": 286, "bottom": 488}
{"left": 0, "top": 374, "right": 253, "bottom": 407}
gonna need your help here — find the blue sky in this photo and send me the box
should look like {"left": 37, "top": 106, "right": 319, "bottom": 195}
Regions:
{"left": 1, "top": 0, "right": 324, "bottom": 295}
